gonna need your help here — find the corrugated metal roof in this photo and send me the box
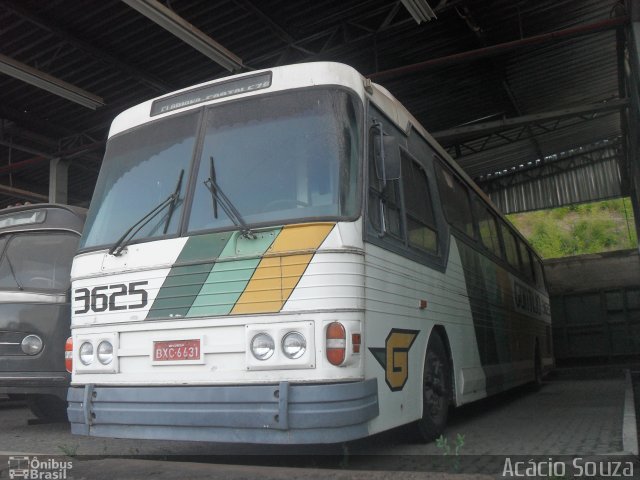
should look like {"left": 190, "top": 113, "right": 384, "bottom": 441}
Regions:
{"left": 456, "top": 114, "right": 621, "bottom": 177}
{"left": 0, "top": 0, "right": 629, "bottom": 209}
{"left": 488, "top": 145, "right": 623, "bottom": 213}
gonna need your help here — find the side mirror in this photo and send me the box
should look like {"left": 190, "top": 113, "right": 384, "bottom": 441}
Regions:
{"left": 373, "top": 126, "right": 401, "bottom": 181}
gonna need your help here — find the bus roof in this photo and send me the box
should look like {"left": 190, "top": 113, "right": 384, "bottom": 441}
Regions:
{"left": 0, "top": 203, "right": 86, "bottom": 235}
{"left": 108, "top": 62, "right": 367, "bottom": 138}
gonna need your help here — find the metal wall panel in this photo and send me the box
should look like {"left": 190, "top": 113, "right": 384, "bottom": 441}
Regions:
{"left": 545, "top": 249, "right": 640, "bottom": 360}
{"left": 484, "top": 145, "right": 622, "bottom": 213}
{"left": 551, "top": 287, "right": 640, "bottom": 360}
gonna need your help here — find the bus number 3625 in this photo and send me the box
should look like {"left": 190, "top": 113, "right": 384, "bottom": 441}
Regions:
{"left": 74, "top": 281, "right": 148, "bottom": 314}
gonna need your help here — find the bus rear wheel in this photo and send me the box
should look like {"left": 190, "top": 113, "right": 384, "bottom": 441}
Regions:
{"left": 27, "top": 395, "right": 68, "bottom": 421}
{"left": 412, "top": 332, "right": 451, "bottom": 443}
{"left": 532, "top": 345, "right": 543, "bottom": 390}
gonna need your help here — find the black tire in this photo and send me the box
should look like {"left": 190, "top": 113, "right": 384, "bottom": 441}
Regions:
{"left": 412, "top": 333, "right": 451, "bottom": 443}
{"left": 27, "top": 395, "right": 68, "bottom": 421}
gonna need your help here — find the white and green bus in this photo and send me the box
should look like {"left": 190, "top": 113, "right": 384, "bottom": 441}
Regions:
{"left": 67, "top": 62, "right": 552, "bottom": 444}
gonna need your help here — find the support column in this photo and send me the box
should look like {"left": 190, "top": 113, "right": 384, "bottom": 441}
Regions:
{"left": 626, "top": 1, "right": 640, "bottom": 250}
{"left": 48, "top": 157, "right": 69, "bottom": 204}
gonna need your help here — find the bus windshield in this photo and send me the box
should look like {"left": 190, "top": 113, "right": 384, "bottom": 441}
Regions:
{"left": 188, "top": 89, "right": 360, "bottom": 233}
{"left": 80, "top": 88, "right": 361, "bottom": 250}
{"left": 80, "top": 112, "right": 199, "bottom": 249}
{"left": 0, "top": 232, "right": 79, "bottom": 292}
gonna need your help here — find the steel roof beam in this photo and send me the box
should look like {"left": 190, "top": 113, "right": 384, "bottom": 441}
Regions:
{"left": 0, "top": 139, "right": 53, "bottom": 159}
{"left": 0, "top": 0, "right": 171, "bottom": 93}
{"left": 433, "top": 99, "right": 630, "bottom": 143}
{"left": 1, "top": 122, "right": 58, "bottom": 151}
{"left": 0, "top": 184, "right": 48, "bottom": 203}
{"left": 0, "top": 156, "right": 49, "bottom": 176}
{"left": 247, "top": 2, "right": 414, "bottom": 66}
{"left": 0, "top": 105, "right": 75, "bottom": 138}
{"left": 0, "top": 139, "right": 104, "bottom": 177}
{"left": 444, "top": 112, "right": 622, "bottom": 161}
{"left": 477, "top": 139, "right": 621, "bottom": 185}
{"left": 369, "top": 16, "right": 629, "bottom": 80}
{"left": 121, "top": 0, "right": 244, "bottom": 72}
{"left": 0, "top": 53, "right": 105, "bottom": 109}
{"left": 234, "top": 0, "right": 314, "bottom": 56}
{"left": 451, "top": 5, "right": 547, "bottom": 165}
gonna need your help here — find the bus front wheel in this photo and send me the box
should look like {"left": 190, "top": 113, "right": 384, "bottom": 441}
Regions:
{"left": 412, "top": 332, "right": 451, "bottom": 443}
{"left": 27, "top": 395, "right": 68, "bottom": 421}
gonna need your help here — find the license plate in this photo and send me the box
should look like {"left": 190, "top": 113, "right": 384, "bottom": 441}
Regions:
{"left": 153, "top": 339, "right": 201, "bottom": 361}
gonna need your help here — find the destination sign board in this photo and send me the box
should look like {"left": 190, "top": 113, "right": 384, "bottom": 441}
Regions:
{"left": 150, "top": 72, "right": 272, "bottom": 116}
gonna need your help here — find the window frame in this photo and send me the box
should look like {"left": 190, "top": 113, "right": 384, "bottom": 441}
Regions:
{"left": 79, "top": 108, "right": 201, "bottom": 252}
{"left": 500, "top": 222, "right": 521, "bottom": 271}
{"left": 367, "top": 126, "right": 405, "bottom": 242}
{"left": 472, "top": 195, "right": 503, "bottom": 260}
{"left": 517, "top": 238, "right": 535, "bottom": 281}
{"left": 400, "top": 149, "right": 439, "bottom": 255}
{"left": 533, "top": 256, "right": 547, "bottom": 291}
{"left": 79, "top": 86, "right": 365, "bottom": 254}
{"left": 364, "top": 101, "right": 445, "bottom": 271}
{"left": 0, "top": 230, "right": 80, "bottom": 293}
{"left": 184, "top": 86, "right": 365, "bottom": 237}
{"left": 433, "top": 158, "right": 475, "bottom": 239}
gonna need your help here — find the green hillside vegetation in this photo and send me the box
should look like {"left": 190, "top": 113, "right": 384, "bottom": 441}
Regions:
{"left": 506, "top": 198, "right": 638, "bottom": 259}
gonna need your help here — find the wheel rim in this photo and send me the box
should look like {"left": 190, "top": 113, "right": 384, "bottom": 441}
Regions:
{"left": 424, "top": 351, "right": 447, "bottom": 419}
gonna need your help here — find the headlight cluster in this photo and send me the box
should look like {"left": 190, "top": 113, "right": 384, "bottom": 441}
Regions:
{"left": 251, "top": 333, "right": 275, "bottom": 360}
{"left": 79, "top": 340, "right": 113, "bottom": 365}
{"left": 250, "top": 331, "right": 306, "bottom": 361}
{"left": 282, "top": 332, "right": 306, "bottom": 359}
{"left": 21, "top": 334, "right": 43, "bottom": 355}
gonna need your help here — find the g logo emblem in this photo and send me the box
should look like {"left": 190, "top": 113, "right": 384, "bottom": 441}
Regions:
{"left": 370, "top": 329, "right": 419, "bottom": 391}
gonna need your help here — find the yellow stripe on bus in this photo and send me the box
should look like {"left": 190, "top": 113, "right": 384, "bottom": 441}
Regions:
{"left": 231, "top": 223, "right": 334, "bottom": 314}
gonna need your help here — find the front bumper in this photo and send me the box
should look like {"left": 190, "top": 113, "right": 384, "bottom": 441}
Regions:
{"left": 68, "top": 378, "right": 378, "bottom": 444}
{"left": 0, "top": 371, "right": 68, "bottom": 398}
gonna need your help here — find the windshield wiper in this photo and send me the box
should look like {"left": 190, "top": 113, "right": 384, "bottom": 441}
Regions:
{"left": 109, "top": 169, "right": 185, "bottom": 256}
{"left": 204, "top": 156, "right": 255, "bottom": 239}
{"left": 163, "top": 169, "right": 184, "bottom": 234}
{"left": 5, "top": 252, "right": 23, "bottom": 291}
{"left": 0, "top": 239, "right": 22, "bottom": 290}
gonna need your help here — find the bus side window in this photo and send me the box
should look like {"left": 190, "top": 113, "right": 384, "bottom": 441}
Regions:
{"left": 533, "top": 257, "right": 546, "bottom": 290}
{"left": 473, "top": 199, "right": 502, "bottom": 258}
{"left": 501, "top": 224, "right": 520, "bottom": 270}
{"left": 368, "top": 130, "right": 403, "bottom": 240}
{"left": 401, "top": 152, "right": 438, "bottom": 253}
{"left": 518, "top": 240, "right": 534, "bottom": 281}
{"left": 433, "top": 161, "right": 474, "bottom": 238}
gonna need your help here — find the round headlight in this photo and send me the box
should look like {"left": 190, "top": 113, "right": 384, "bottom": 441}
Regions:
{"left": 79, "top": 342, "right": 94, "bottom": 365}
{"left": 97, "top": 341, "right": 113, "bottom": 365}
{"left": 251, "top": 333, "right": 274, "bottom": 360}
{"left": 21, "top": 335, "right": 43, "bottom": 355}
{"left": 282, "top": 332, "right": 306, "bottom": 359}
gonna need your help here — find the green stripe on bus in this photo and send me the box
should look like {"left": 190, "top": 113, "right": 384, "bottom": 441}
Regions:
{"left": 146, "top": 232, "right": 231, "bottom": 319}
{"left": 174, "top": 232, "right": 233, "bottom": 263}
{"left": 187, "top": 229, "right": 280, "bottom": 317}
{"left": 146, "top": 263, "right": 215, "bottom": 319}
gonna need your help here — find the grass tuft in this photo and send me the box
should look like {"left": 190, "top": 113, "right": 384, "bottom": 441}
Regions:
{"left": 507, "top": 197, "right": 637, "bottom": 258}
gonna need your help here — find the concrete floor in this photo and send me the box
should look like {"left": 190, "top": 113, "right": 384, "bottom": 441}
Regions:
{"left": 0, "top": 374, "right": 633, "bottom": 478}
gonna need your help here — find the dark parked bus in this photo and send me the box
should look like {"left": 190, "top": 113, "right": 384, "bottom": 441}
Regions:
{"left": 0, "top": 204, "right": 84, "bottom": 419}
